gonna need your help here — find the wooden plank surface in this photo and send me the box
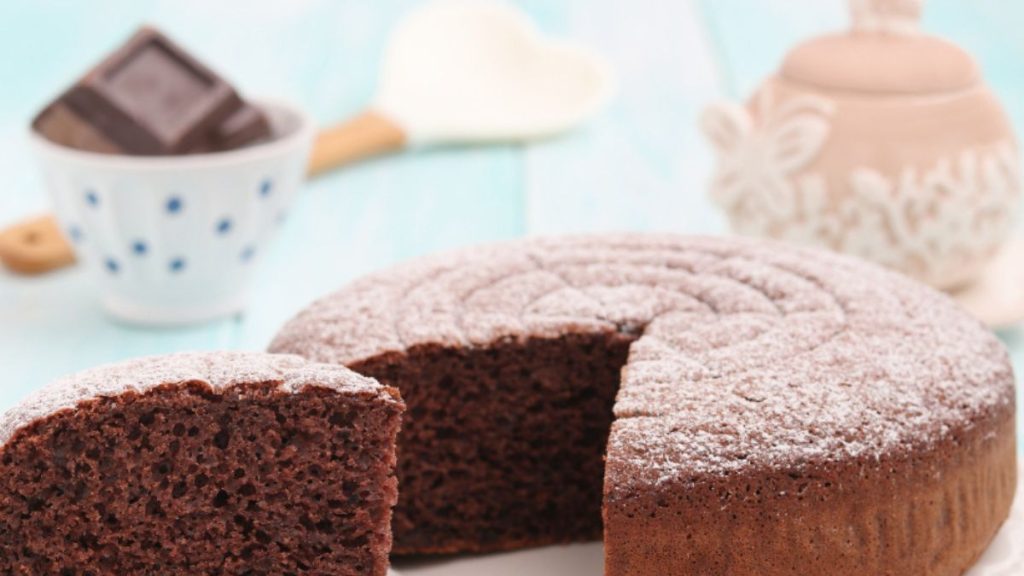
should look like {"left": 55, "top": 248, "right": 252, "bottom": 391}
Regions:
{"left": 0, "top": 0, "right": 1021, "bottom": 451}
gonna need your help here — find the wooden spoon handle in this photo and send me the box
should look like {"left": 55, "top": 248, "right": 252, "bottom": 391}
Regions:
{"left": 306, "top": 111, "right": 407, "bottom": 177}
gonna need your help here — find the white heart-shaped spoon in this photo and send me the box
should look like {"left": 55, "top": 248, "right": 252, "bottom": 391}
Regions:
{"left": 307, "top": 0, "right": 615, "bottom": 174}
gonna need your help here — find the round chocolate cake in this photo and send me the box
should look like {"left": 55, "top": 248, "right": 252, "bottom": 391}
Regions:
{"left": 270, "top": 234, "right": 1018, "bottom": 575}
{"left": 0, "top": 352, "right": 404, "bottom": 576}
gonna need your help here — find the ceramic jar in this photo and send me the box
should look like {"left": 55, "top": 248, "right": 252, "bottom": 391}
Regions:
{"left": 702, "top": 0, "right": 1021, "bottom": 290}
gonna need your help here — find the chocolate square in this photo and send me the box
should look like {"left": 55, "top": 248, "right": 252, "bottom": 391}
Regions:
{"left": 62, "top": 27, "right": 242, "bottom": 155}
{"left": 32, "top": 102, "right": 124, "bottom": 155}
{"left": 211, "top": 103, "right": 272, "bottom": 151}
{"left": 33, "top": 26, "right": 271, "bottom": 156}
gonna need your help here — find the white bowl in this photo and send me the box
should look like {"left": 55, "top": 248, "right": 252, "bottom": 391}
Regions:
{"left": 30, "top": 99, "right": 315, "bottom": 326}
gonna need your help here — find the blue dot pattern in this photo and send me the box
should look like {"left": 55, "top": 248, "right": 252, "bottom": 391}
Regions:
{"left": 83, "top": 190, "right": 277, "bottom": 276}
{"left": 166, "top": 196, "right": 183, "bottom": 214}
{"left": 240, "top": 246, "right": 256, "bottom": 262}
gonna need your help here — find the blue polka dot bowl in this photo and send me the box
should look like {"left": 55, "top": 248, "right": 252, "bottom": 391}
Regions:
{"left": 30, "top": 100, "right": 315, "bottom": 325}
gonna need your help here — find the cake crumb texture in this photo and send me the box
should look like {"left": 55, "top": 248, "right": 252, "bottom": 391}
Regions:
{"left": 0, "top": 351, "right": 404, "bottom": 575}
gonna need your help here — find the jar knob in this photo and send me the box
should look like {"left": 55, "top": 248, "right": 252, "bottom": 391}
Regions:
{"left": 850, "top": 0, "right": 923, "bottom": 35}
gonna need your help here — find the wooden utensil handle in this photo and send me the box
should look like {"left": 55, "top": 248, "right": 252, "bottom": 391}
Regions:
{"left": 307, "top": 111, "right": 407, "bottom": 177}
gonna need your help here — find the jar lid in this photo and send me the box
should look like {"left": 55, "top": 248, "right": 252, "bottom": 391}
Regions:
{"left": 780, "top": 0, "right": 979, "bottom": 95}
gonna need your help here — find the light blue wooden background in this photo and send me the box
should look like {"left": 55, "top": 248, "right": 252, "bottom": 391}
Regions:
{"left": 1, "top": 0, "right": 1021, "bottom": 452}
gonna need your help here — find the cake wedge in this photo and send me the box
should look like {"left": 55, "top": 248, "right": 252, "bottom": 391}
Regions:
{"left": 0, "top": 351, "right": 403, "bottom": 575}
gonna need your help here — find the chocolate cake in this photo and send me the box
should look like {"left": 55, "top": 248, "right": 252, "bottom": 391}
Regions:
{"left": 270, "top": 234, "right": 1018, "bottom": 575}
{"left": 0, "top": 351, "right": 404, "bottom": 576}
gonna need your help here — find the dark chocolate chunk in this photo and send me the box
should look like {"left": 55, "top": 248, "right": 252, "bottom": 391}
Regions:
{"left": 33, "top": 26, "right": 270, "bottom": 156}
{"left": 33, "top": 102, "right": 124, "bottom": 154}
{"left": 210, "top": 103, "right": 272, "bottom": 151}
{"left": 61, "top": 27, "right": 242, "bottom": 155}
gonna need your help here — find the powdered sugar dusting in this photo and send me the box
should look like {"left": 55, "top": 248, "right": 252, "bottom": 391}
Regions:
{"left": 0, "top": 351, "right": 392, "bottom": 446}
{"left": 270, "top": 234, "right": 1015, "bottom": 490}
